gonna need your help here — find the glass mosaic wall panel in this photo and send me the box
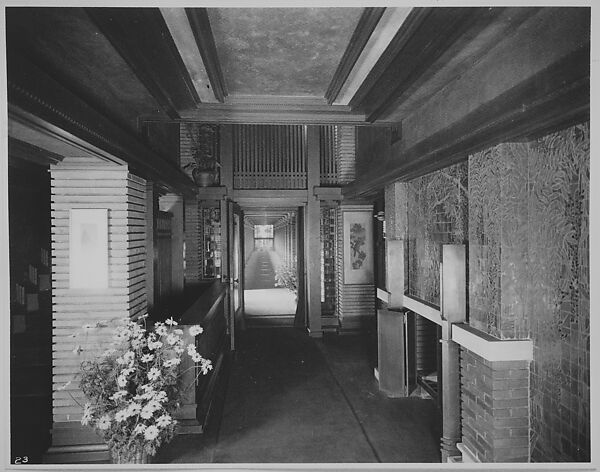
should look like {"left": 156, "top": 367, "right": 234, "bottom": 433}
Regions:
{"left": 406, "top": 162, "right": 468, "bottom": 306}
{"left": 468, "top": 122, "right": 590, "bottom": 461}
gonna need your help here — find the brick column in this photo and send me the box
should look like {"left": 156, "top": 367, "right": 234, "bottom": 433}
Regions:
{"left": 460, "top": 350, "right": 530, "bottom": 462}
{"left": 453, "top": 323, "right": 533, "bottom": 462}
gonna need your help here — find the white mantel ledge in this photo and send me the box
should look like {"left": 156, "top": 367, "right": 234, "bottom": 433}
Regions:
{"left": 452, "top": 323, "right": 533, "bottom": 362}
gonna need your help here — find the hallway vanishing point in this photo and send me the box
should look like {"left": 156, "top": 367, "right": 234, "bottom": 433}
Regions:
{"left": 156, "top": 328, "right": 441, "bottom": 463}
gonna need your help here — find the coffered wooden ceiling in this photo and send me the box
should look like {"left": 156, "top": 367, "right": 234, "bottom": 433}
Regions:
{"left": 9, "top": 6, "right": 569, "bottom": 192}
{"left": 7, "top": 6, "right": 533, "bottom": 129}
{"left": 7, "top": 6, "right": 423, "bottom": 127}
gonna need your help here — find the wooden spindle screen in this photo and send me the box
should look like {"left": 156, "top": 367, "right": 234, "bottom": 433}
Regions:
{"left": 337, "top": 125, "right": 356, "bottom": 184}
{"left": 320, "top": 126, "right": 338, "bottom": 186}
{"left": 233, "top": 125, "right": 307, "bottom": 189}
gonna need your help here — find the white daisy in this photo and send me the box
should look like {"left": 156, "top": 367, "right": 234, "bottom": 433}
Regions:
{"left": 186, "top": 344, "right": 197, "bottom": 355}
{"left": 153, "top": 391, "right": 168, "bottom": 403}
{"left": 188, "top": 325, "right": 204, "bottom": 336}
{"left": 144, "top": 425, "right": 160, "bottom": 440}
{"left": 141, "top": 353, "right": 154, "bottom": 363}
{"left": 148, "top": 340, "right": 163, "bottom": 351}
{"left": 114, "top": 409, "right": 129, "bottom": 422}
{"left": 147, "top": 367, "right": 161, "bottom": 381}
{"left": 191, "top": 352, "right": 202, "bottom": 363}
{"left": 127, "top": 403, "right": 142, "bottom": 416}
{"left": 96, "top": 415, "right": 111, "bottom": 430}
{"left": 155, "top": 324, "right": 168, "bottom": 336}
{"left": 156, "top": 414, "right": 172, "bottom": 428}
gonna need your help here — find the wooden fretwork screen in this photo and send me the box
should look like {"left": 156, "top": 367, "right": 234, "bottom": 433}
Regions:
{"left": 320, "top": 126, "right": 337, "bottom": 186}
{"left": 233, "top": 124, "right": 306, "bottom": 189}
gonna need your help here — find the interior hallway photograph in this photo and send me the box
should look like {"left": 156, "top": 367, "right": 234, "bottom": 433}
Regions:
{"left": 3, "top": 3, "right": 594, "bottom": 471}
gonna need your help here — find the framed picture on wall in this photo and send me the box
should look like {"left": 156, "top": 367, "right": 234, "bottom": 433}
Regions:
{"left": 343, "top": 209, "right": 374, "bottom": 284}
{"left": 69, "top": 208, "right": 109, "bottom": 289}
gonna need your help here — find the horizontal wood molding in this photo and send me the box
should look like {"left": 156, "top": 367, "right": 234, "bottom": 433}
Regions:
{"left": 179, "top": 104, "right": 366, "bottom": 125}
{"left": 87, "top": 8, "right": 200, "bottom": 118}
{"left": 325, "top": 7, "right": 386, "bottom": 104}
{"left": 232, "top": 189, "right": 308, "bottom": 202}
{"left": 185, "top": 8, "right": 227, "bottom": 103}
{"left": 313, "top": 186, "right": 342, "bottom": 200}
{"left": 377, "top": 288, "right": 391, "bottom": 303}
{"left": 402, "top": 294, "right": 443, "bottom": 327}
{"left": 8, "top": 53, "right": 196, "bottom": 195}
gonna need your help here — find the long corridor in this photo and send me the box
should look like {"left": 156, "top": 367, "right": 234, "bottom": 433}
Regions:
{"left": 156, "top": 328, "right": 441, "bottom": 464}
{"left": 244, "top": 248, "right": 296, "bottom": 322}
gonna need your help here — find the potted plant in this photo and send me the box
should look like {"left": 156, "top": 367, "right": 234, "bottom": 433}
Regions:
{"left": 183, "top": 123, "right": 220, "bottom": 187}
{"left": 64, "top": 315, "right": 212, "bottom": 464}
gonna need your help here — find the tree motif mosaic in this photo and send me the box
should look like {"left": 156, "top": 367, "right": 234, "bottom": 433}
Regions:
{"left": 406, "top": 162, "right": 468, "bottom": 306}
{"left": 468, "top": 122, "right": 590, "bottom": 461}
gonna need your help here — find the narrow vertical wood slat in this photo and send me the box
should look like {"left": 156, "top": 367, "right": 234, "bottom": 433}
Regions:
{"left": 231, "top": 124, "right": 310, "bottom": 189}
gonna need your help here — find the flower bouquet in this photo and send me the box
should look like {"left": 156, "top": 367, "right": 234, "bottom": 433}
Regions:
{"left": 74, "top": 316, "right": 211, "bottom": 463}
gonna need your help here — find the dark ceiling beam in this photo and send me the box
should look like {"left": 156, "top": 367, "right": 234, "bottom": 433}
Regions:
{"left": 86, "top": 7, "right": 200, "bottom": 119}
{"left": 347, "top": 8, "right": 429, "bottom": 111}
{"left": 179, "top": 104, "right": 365, "bottom": 125}
{"left": 350, "top": 8, "right": 508, "bottom": 122}
{"left": 8, "top": 137, "right": 64, "bottom": 167}
{"left": 376, "top": 8, "right": 540, "bottom": 123}
{"left": 7, "top": 51, "right": 196, "bottom": 196}
{"left": 343, "top": 45, "right": 590, "bottom": 198}
{"left": 185, "top": 8, "right": 227, "bottom": 103}
{"left": 325, "top": 7, "right": 386, "bottom": 105}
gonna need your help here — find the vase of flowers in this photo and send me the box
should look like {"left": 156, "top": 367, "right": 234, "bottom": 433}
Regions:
{"left": 74, "top": 315, "right": 211, "bottom": 464}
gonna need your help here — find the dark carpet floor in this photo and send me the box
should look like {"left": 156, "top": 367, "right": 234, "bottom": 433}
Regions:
{"left": 244, "top": 249, "right": 276, "bottom": 290}
{"left": 156, "top": 327, "right": 441, "bottom": 464}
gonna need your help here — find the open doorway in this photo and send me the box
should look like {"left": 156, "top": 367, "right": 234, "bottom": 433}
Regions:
{"left": 243, "top": 210, "right": 298, "bottom": 328}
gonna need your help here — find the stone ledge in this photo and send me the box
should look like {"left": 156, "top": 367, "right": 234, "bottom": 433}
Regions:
{"left": 452, "top": 323, "right": 533, "bottom": 362}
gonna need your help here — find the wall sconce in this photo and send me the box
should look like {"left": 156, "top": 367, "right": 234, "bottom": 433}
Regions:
{"left": 374, "top": 211, "right": 385, "bottom": 222}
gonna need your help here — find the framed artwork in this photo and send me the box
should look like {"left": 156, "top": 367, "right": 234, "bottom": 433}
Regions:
{"left": 343, "top": 210, "right": 374, "bottom": 284}
{"left": 69, "top": 208, "right": 109, "bottom": 289}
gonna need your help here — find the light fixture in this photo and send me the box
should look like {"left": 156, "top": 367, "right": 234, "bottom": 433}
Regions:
{"left": 374, "top": 211, "right": 385, "bottom": 222}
